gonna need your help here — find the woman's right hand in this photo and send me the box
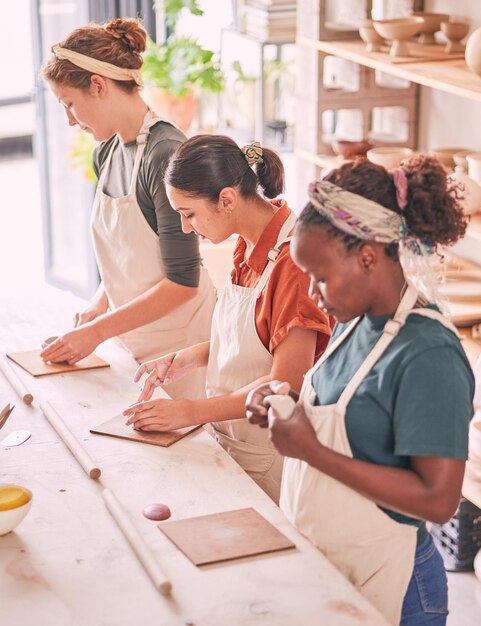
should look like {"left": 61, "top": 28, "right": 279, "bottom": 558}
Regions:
{"left": 133, "top": 349, "right": 197, "bottom": 401}
{"left": 245, "top": 380, "right": 291, "bottom": 428}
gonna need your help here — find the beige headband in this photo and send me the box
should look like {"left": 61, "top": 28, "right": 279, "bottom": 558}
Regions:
{"left": 51, "top": 44, "right": 142, "bottom": 86}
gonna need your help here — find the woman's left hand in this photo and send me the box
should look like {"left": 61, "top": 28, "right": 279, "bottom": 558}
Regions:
{"left": 268, "top": 402, "right": 320, "bottom": 462}
{"left": 123, "top": 398, "right": 193, "bottom": 432}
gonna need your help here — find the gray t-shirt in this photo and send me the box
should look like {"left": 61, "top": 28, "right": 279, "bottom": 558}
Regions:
{"left": 93, "top": 120, "right": 200, "bottom": 288}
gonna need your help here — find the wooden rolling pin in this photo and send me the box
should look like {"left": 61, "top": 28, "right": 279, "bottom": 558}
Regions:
{"left": 39, "top": 401, "right": 101, "bottom": 479}
{"left": 0, "top": 355, "right": 33, "bottom": 404}
{"left": 102, "top": 488, "right": 172, "bottom": 596}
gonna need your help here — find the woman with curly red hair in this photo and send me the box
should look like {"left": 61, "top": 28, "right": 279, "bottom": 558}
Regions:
{"left": 247, "top": 156, "right": 474, "bottom": 625}
{"left": 40, "top": 18, "right": 215, "bottom": 399}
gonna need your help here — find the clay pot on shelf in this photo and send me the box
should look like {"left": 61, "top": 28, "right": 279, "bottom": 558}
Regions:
{"left": 467, "top": 152, "right": 481, "bottom": 184}
{"left": 441, "top": 21, "right": 470, "bottom": 54}
{"left": 412, "top": 12, "right": 450, "bottom": 45}
{"left": 372, "top": 17, "right": 424, "bottom": 57}
{"left": 430, "top": 147, "right": 469, "bottom": 171}
{"left": 331, "top": 139, "right": 373, "bottom": 160}
{"left": 453, "top": 150, "right": 474, "bottom": 173}
{"left": 449, "top": 167, "right": 481, "bottom": 215}
{"left": 465, "top": 27, "right": 481, "bottom": 77}
{"left": 366, "top": 146, "right": 414, "bottom": 169}
{"left": 359, "top": 19, "right": 385, "bottom": 53}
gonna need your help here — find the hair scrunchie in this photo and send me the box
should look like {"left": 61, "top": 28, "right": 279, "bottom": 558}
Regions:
{"left": 390, "top": 167, "right": 408, "bottom": 211}
{"left": 241, "top": 141, "right": 263, "bottom": 166}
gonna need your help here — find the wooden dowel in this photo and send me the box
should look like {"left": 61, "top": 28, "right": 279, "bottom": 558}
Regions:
{"left": 0, "top": 355, "right": 33, "bottom": 405}
{"left": 102, "top": 488, "right": 172, "bottom": 596}
{"left": 39, "top": 401, "right": 101, "bottom": 479}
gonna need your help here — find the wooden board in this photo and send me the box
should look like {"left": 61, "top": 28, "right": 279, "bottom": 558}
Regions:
{"left": 159, "top": 507, "right": 295, "bottom": 565}
{"left": 6, "top": 350, "right": 109, "bottom": 376}
{"left": 90, "top": 414, "right": 200, "bottom": 448}
{"left": 359, "top": 42, "right": 465, "bottom": 65}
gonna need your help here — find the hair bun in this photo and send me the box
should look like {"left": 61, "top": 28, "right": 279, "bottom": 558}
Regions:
{"left": 104, "top": 17, "right": 146, "bottom": 54}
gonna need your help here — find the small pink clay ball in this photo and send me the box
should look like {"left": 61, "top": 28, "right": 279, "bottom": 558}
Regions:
{"left": 142, "top": 503, "right": 171, "bottom": 521}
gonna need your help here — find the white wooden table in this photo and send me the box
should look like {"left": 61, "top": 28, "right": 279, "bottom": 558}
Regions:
{"left": 0, "top": 288, "right": 388, "bottom": 626}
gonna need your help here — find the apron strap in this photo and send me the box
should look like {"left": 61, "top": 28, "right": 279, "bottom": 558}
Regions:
{"left": 128, "top": 110, "right": 162, "bottom": 195}
{"left": 336, "top": 285, "right": 460, "bottom": 411}
{"left": 255, "top": 211, "right": 297, "bottom": 295}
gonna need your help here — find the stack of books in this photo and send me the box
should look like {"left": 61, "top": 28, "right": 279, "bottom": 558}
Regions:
{"left": 243, "top": 1, "right": 296, "bottom": 42}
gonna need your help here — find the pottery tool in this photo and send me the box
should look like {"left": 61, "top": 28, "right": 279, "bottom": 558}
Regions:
{"left": 159, "top": 507, "right": 295, "bottom": 566}
{"left": 0, "top": 355, "right": 33, "bottom": 404}
{"left": 40, "top": 401, "right": 101, "bottom": 479}
{"left": 90, "top": 415, "right": 200, "bottom": 448}
{"left": 7, "top": 350, "right": 109, "bottom": 377}
{"left": 0, "top": 404, "right": 14, "bottom": 430}
{"left": 1, "top": 430, "right": 31, "bottom": 447}
{"left": 102, "top": 488, "right": 172, "bottom": 596}
{"left": 264, "top": 394, "right": 296, "bottom": 423}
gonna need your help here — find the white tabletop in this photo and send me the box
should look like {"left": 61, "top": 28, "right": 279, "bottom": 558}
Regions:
{"left": 0, "top": 288, "right": 388, "bottom": 626}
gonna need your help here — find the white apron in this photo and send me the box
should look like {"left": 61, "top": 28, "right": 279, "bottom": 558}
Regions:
{"left": 91, "top": 111, "right": 215, "bottom": 399}
{"left": 206, "top": 212, "right": 297, "bottom": 503}
{"left": 281, "top": 284, "right": 460, "bottom": 625}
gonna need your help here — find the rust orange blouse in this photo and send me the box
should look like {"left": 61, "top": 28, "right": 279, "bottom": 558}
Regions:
{"left": 230, "top": 200, "right": 332, "bottom": 361}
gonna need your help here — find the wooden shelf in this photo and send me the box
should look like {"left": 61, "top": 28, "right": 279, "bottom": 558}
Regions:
{"left": 299, "top": 38, "right": 481, "bottom": 103}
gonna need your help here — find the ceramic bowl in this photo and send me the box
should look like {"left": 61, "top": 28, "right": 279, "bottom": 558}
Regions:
{"left": 412, "top": 12, "right": 450, "bottom": 44}
{"left": 331, "top": 139, "right": 373, "bottom": 160}
{"left": 430, "top": 147, "right": 468, "bottom": 169}
{"left": 467, "top": 152, "right": 481, "bottom": 184}
{"left": 372, "top": 18, "right": 424, "bottom": 56}
{"left": 366, "top": 147, "right": 414, "bottom": 169}
{"left": 440, "top": 21, "right": 470, "bottom": 53}
{"left": 0, "top": 485, "right": 32, "bottom": 536}
{"left": 358, "top": 19, "right": 385, "bottom": 52}
{"left": 453, "top": 149, "right": 474, "bottom": 171}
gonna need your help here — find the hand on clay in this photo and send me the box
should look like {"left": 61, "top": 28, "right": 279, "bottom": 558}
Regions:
{"left": 123, "top": 398, "right": 193, "bottom": 432}
{"left": 245, "top": 380, "right": 291, "bottom": 428}
{"left": 268, "top": 402, "right": 319, "bottom": 461}
{"left": 40, "top": 324, "right": 102, "bottom": 365}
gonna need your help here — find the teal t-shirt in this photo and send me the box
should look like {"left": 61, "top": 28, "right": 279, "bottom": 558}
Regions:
{"left": 312, "top": 310, "right": 474, "bottom": 540}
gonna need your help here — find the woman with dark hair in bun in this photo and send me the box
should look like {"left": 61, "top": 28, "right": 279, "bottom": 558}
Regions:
{"left": 40, "top": 18, "right": 215, "bottom": 399}
{"left": 246, "top": 156, "right": 474, "bottom": 623}
{"left": 123, "top": 135, "right": 332, "bottom": 502}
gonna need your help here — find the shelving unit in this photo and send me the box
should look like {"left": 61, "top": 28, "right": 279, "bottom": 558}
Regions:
{"left": 299, "top": 38, "right": 481, "bottom": 102}
{"left": 295, "top": 35, "right": 481, "bottom": 260}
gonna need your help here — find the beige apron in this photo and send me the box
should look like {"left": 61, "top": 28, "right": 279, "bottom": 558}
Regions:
{"left": 91, "top": 111, "right": 215, "bottom": 399}
{"left": 281, "top": 284, "right": 460, "bottom": 625}
{"left": 206, "top": 212, "right": 297, "bottom": 503}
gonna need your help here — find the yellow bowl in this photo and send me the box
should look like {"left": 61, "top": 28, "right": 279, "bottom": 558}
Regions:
{"left": 366, "top": 147, "right": 414, "bottom": 169}
{"left": 0, "top": 485, "right": 33, "bottom": 536}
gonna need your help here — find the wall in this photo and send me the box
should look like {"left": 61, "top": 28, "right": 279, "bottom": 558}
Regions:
{"left": 419, "top": 0, "right": 481, "bottom": 151}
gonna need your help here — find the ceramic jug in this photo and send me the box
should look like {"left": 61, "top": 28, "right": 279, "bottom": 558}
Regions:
{"left": 465, "top": 27, "right": 481, "bottom": 76}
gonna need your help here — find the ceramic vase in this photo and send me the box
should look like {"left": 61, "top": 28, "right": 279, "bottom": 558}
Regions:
{"left": 465, "top": 27, "right": 481, "bottom": 76}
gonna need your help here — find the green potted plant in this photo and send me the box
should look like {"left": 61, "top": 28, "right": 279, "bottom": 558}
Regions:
{"left": 141, "top": 0, "right": 224, "bottom": 131}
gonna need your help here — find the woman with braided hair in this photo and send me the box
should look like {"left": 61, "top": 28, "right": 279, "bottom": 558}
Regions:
{"left": 40, "top": 18, "right": 215, "bottom": 399}
{"left": 123, "top": 134, "right": 332, "bottom": 502}
{"left": 246, "top": 155, "right": 474, "bottom": 624}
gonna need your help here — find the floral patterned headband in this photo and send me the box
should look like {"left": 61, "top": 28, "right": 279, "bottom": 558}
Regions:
{"left": 307, "top": 180, "right": 435, "bottom": 255}
{"left": 307, "top": 180, "right": 402, "bottom": 244}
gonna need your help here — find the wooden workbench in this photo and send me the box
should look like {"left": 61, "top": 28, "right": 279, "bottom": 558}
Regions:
{"left": 0, "top": 288, "right": 388, "bottom": 626}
